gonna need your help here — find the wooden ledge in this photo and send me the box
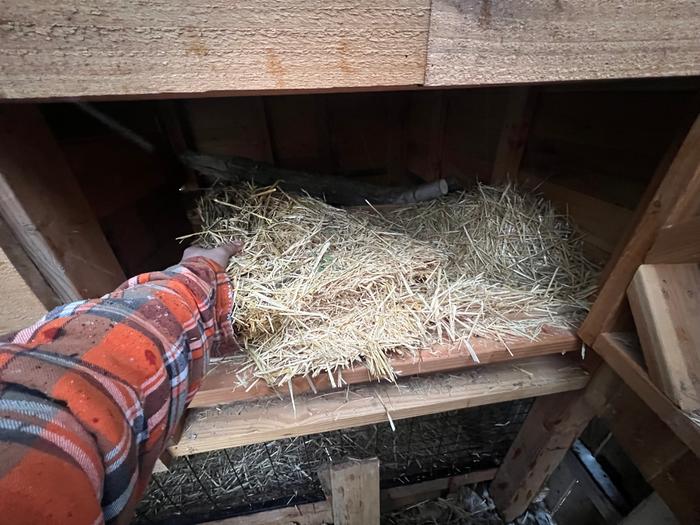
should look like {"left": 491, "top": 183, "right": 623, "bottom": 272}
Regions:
{"left": 192, "top": 326, "right": 580, "bottom": 407}
{"left": 171, "top": 354, "right": 589, "bottom": 456}
{"left": 593, "top": 332, "right": 700, "bottom": 458}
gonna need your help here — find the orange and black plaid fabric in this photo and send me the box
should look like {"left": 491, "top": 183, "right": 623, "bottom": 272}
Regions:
{"left": 0, "top": 257, "right": 235, "bottom": 525}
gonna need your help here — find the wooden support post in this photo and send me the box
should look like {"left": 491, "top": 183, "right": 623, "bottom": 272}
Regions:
{"left": 579, "top": 112, "right": 700, "bottom": 346}
{"left": 491, "top": 364, "right": 620, "bottom": 522}
{"left": 491, "top": 87, "right": 537, "bottom": 186}
{"left": 330, "top": 458, "right": 380, "bottom": 525}
{"left": 0, "top": 104, "right": 125, "bottom": 301}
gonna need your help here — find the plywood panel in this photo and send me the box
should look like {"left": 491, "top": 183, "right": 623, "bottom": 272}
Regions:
{"left": 426, "top": 0, "right": 700, "bottom": 87}
{"left": 0, "top": 1, "right": 431, "bottom": 100}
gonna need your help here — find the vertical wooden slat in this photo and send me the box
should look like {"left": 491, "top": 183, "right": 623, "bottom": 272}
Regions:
{"left": 330, "top": 458, "right": 380, "bottom": 525}
{"left": 491, "top": 87, "right": 537, "bottom": 186}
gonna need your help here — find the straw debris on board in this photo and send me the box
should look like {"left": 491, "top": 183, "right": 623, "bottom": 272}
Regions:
{"left": 189, "top": 183, "right": 598, "bottom": 386}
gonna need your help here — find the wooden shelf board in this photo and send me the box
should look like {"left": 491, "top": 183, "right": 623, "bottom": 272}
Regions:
{"left": 192, "top": 325, "right": 580, "bottom": 408}
{"left": 171, "top": 353, "right": 589, "bottom": 456}
{"left": 593, "top": 332, "right": 700, "bottom": 458}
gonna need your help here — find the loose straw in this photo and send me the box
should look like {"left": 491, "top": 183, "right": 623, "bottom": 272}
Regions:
{"left": 190, "top": 183, "right": 598, "bottom": 386}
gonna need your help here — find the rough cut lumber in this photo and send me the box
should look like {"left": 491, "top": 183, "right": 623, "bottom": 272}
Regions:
{"left": 192, "top": 326, "right": 579, "bottom": 407}
{"left": 628, "top": 264, "right": 700, "bottom": 412}
{"left": 0, "top": 215, "right": 58, "bottom": 334}
{"left": 0, "top": 1, "right": 430, "bottom": 100}
{"left": 0, "top": 245, "right": 47, "bottom": 334}
{"left": 0, "top": 105, "right": 125, "bottom": 301}
{"left": 170, "top": 354, "right": 589, "bottom": 456}
{"left": 579, "top": 113, "right": 700, "bottom": 345}
{"left": 202, "top": 502, "right": 332, "bottom": 525}
{"left": 604, "top": 382, "right": 700, "bottom": 524}
{"left": 491, "top": 364, "right": 619, "bottom": 522}
{"left": 330, "top": 459, "right": 380, "bottom": 525}
{"left": 594, "top": 332, "right": 700, "bottom": 458}
{"left": 646, "top": 218, "right": 700, "bottom": 264}
{"left": 426, "top": 0, "right": 700, "bottom": 87}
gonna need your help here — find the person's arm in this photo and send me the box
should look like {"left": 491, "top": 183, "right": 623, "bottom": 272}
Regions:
{"left": 0, "top": 244, "right": 240, "bottom": 525}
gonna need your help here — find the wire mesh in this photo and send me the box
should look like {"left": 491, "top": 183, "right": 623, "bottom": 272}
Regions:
{"left": 135, "top": 398, "right": 532, "bottom": 524}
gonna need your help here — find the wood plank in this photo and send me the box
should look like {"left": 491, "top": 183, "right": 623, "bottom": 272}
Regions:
{"left": 201, "top": 468, "right": 497, "bottom": 524}
{"left": 192, "top": 326, "right": 579, "bottom": 407}
{"left": 0, "top": 244, "right": 47, "bottom": 335}
{"left": 202, "top": 501, "right": 332, "bottom": 525}
{"left": 490, "top": 364, "right": 619, "bottom": 522}
{"left": 0, "top": 2, "right": 430, "bottom": 100}
{"left": 171, "top": 354, "right": 590, "bottom": 456}
{"left": 593, "top": 332, "right": 700, "bottom": 458}
{"left": 425, "top": 0, "right": 700, "bottom": 87}
{"left": 491, "top": 88, "right": 537, "bottom": 186}
{"left": 646, "top": 218, "right": 700, "bottom": 264}
{"left": 579, "top": 112, "right": 700, "bottom": 345}
{"left": 381, "top": 468, "right": 497, "bottom": 511}
{"left": 330, "top": 459, "right": 380, "bottom": 525}
{"left": 628, "top": 264, "right": 700, "bottom": 412}
{"left": 0, "top": 105, "right": 125, "bottom": 301}
{"left": 604, "top": 383, "right": 700, "bottom": 524}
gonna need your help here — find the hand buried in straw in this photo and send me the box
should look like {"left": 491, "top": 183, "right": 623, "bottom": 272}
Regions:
{"left": 181, "top": 241, "right": 244, "bottom": 269}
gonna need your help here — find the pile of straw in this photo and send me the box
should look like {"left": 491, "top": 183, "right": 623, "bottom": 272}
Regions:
{"left": 190, "top": 183, "right": 597, "bottom": 386}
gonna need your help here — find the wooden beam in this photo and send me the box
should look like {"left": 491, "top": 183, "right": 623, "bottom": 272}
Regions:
{"left": 193, "top": 326, "right": 579, "bottom": 407}
{"left": 0, "top": 2, "right": 431, "bottom": 100}
{"left": 202, "top": 501, "right": 332, "bottom": 525}
{"left": 579, "top": 112, "right": 700, "bottom": 346}
{"left": 627, "top": 264, "right": 700, "bottom": 412}
{"left": 604, "top": 383, "right": 700, "bottom": 524}
{"left": 425, "top": 0, "right": 700, "bottom": 87}
{"left": 171, "top": 354, "right": 590, "bottom": 456}
{"left": 490, "top": 364, "right": 619, "bottom": 522}
{"left": 330, "top": 459, "right": 380, "bottom": 525}
{"left": 491, "top": 88, "right": 537, "bottom": 186}
{"left": 646, "top": 217, "right": 700, "bottom": 264}
{"left": 0, "top": 105, "right": 125, "bottom": 301}
{"left": 594, "top": 332, "right": 700, "bottom": 458}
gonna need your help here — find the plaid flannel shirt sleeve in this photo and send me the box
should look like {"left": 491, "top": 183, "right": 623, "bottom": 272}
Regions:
{"left": 0, "top": 257, "right": 234, "bottom": 525}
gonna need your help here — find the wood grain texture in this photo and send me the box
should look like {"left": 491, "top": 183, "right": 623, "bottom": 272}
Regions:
{"left": 647, "top": 218, "right": 700, "bottom": 264}
{"left": 579, "top": 112, "right": 700, "bottom": 346}
{"left": 426, "top": 0, "right": 700, "bottom": 87}
{"left": 0, "top": 1, "right": 430, "bottom": 100}
{"left": 202, "top": 502, "right": 332, "bottom": 525}
{"left": 491, "top": 364, "right": 619, "bottom": 522}
{"left": 0, "top": 246, "right": 47, "bottom": 334}
{"left": 0, "top": 105, "right": 125, "bottom": 300}
{"left": 628, "top": 264, "right": 700, "bottom": 412}
{"left": 594, "top": 332, "right": 700, "bottom": 458}
{"left": 170, "top": 354, "right": 589, "bottom": 456}
{"left": 605, "top": 383, "right": 700, "bottom": 524}
{"left": 330, "top": 459, "right": 380, "bottom": 525}
{"left": 192, "top": 326, "right": 579, "bottom": 407}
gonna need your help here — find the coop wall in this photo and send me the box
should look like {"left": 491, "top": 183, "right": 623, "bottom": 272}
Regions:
{"left": 33, "top": 78, "right": 698, "bottom": 278}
